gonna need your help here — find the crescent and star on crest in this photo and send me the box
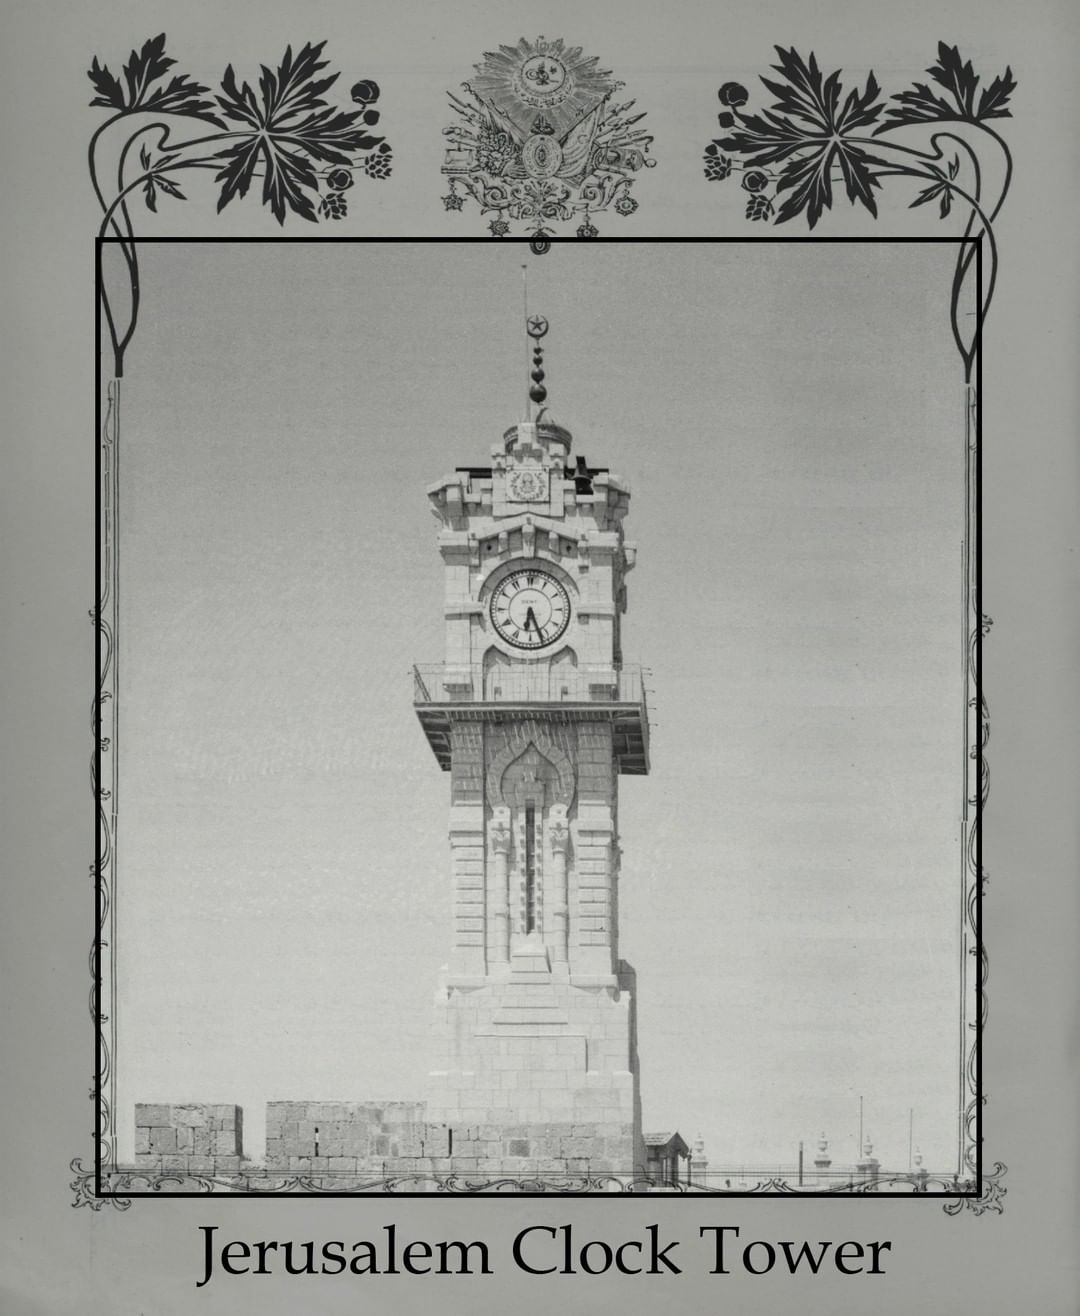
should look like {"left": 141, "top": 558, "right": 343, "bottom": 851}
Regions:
{"left": 442, "top": 35, "right": 653, "bottom": 237}
{"left": 465, "top": 38, "right": 619, "bottom": 184}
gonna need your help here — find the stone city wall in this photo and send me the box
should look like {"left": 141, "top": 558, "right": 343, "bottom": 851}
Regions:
{"left": 265, "top": 1101, "right": 432, "bottom": 1172}
{"left": 130, "top": 1101, "right": 638, "bottom": 1182}
{"left": 134, "top": 1103, "right": 242, "bottom": 1174}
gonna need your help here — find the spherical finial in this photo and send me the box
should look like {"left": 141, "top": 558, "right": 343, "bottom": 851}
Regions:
{"left": 525, "top": 314, "right": 550, "bottom": 412}
{"left": 818, "top": 1132, "right": 829, "bottom": 1153}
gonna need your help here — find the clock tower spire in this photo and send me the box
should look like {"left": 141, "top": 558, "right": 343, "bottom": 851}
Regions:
{"left": 416, "top": 315, "right": 649, "bottom": 1180}
{"left": 526, "top": 308, "right": 549, "bottom": 412}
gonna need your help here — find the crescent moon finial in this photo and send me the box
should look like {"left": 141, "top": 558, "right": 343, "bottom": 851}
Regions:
{"left": 527, "top": 313, "right": 549, "bottom": 409}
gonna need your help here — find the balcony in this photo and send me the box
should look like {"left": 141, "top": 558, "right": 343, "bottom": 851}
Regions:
{"left": 413, "top": 663, "right": 650, "bottom": 776}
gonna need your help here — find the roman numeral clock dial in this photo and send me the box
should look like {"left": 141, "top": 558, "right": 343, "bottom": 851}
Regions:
{"left": 489, "top": 569, "right": 571, "bottom": 650}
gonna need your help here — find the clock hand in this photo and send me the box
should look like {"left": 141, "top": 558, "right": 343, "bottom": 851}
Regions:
{"left": 524, "top": 606, "right": 539, "bottom": 637}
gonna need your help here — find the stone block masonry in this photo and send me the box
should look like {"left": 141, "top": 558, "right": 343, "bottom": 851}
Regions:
{"left": 450, "top": 723, "right": 485, "bottom": 805}
{"left": 264, "top": 1101, "right": 440, "bottom": 1172}
{"left": 131, "top": 1102, "right": 639, "bottom": 1184}
{"left": 264, "top": 1102, "right": 634, "bottom": 1179}
{"left": 134, "top": 1104, "right": 242, "bottom": 1174}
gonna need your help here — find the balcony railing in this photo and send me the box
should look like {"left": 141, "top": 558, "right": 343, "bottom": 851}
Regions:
{"left": 413, "top": 663, "right": 650, "bottom": 774}
{"left": 685, "top": 1166, "right": 944, "bottom": 1193}
{"left": 412, "top": 662, "right": 647, "bottom": 710}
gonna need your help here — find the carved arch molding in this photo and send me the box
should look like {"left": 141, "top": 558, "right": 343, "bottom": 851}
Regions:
{"left": 485, "top": 721, "right": 576, "bottom": 811}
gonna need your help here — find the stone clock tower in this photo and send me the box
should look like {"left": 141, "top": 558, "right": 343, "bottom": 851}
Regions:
{"left": 414, "top": 317, "right": 649, "bottom": 1177}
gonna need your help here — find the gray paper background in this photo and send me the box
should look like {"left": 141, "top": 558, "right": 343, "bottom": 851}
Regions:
{"left": 1, "top": 1, "right": 1077, "bottom": 1313}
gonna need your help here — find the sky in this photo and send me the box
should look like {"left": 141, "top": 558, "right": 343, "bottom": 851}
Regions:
{"left": 114, "top": 239, "right": 966, "bottom": 1172}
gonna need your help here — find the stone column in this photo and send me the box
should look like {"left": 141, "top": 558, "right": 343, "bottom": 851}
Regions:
{"left": 448, "top": 803, "right": 485, "bottom": 978}
{"left": 548, "top": 805, "right": 570, "bottom": 965}
{"left": 572, "top": 806, "right": 615, "bottom": 976}
{"left": 489, "top": 808, "right": 511, "bottom": 966}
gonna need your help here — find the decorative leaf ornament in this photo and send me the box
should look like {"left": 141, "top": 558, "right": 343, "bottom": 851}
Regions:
{"left": 705, "top": 42, "right": 1014, "bottom": 1219}
{"left": 705, "top": 41, "right": 1016, "bottom": 381}
{"left": 713, "top": 48, "right": 890, "bottom": 228}
{"left": 880, "top": 42, "right": 1017, "bottom": 128}
{"left": 707, "top": 43, "right": 1014, "bottom": 234}
{"left": 88, "top": 34, "right": 393, "bottom": 374}
{"left": 212, "top": 43, "right": 386, "bottom": 222}
{"left": 88, "top": 34, "right": 224, "bottom": 121}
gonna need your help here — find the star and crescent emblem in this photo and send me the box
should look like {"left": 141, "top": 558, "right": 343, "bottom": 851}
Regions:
{"left": 442, "top": 35, "right": 655, "bottom": 238}
{"left": 526, "top": 315, "right": 549, "bottom": 339}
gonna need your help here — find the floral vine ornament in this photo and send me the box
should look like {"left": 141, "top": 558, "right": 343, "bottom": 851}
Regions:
{"left": 88, "top": 35, "right": 392, "bottom": 376}
{"left": 706, "top": 42, "right": 1013, "bottom": 1219}
{"left": 70, "top": 1158, "right": 131, "bottom": 1211}
{"left": 943, "top": 1162, "right": 1007, "bottom": 1216}
{"left": 84, "top": 35, "right": 391, "bottom": 1205}
{"left": 704, "top": 43, "right": 1015, "bottom": 382}
{"left": 443, "top": 36, "right": 655, "bottom": 251}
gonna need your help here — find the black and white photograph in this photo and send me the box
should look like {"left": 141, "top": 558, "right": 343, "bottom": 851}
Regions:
{"left": 101, "top": 238, "right": 977, "bottom": 1196}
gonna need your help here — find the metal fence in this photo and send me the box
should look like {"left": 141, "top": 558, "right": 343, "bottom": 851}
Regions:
{"left": 413, "top": 663, "right": 648, "bottom": 710}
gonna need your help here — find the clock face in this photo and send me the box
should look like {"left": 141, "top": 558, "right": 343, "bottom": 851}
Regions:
{"left": 489, "top": 569, "right": 571, "bottom": 650}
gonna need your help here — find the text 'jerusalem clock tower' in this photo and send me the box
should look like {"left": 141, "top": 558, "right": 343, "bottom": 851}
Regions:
{"left": 414, "top": 315, "right": 650, "bottom": 1176}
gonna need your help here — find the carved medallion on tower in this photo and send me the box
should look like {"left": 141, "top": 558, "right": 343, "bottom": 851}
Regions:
{"left": 507, "top": 467, "right": 550, "bottom": 503}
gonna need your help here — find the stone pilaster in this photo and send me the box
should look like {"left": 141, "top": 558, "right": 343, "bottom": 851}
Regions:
{"left": 448, "top": 803, "right": 485, "bottom": 978}
{"left": 548, "top": 805, "right": 570, "bottom": 966}
{"left": 572, "top": 806, "right": 615, "bottom": 977}
{"left": 489, "top": 808, "right": 511, "bottom": 967}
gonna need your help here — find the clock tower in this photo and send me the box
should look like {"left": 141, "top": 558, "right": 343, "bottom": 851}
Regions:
{"left": 415, "top": 316, "right": 649, "bottom": 1178}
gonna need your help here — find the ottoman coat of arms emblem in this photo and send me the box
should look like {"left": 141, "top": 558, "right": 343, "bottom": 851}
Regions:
{"left": 442, "top": 36, "right": 655, "bottom": 243}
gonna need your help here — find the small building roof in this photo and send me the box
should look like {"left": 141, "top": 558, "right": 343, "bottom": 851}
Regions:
{"left": 644, "top": 1132, "right": 690, "bottom": 1155}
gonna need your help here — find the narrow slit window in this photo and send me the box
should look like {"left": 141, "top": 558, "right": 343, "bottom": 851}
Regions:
{"left": 524, "top": 804, "right": 536, "bottom": 933}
